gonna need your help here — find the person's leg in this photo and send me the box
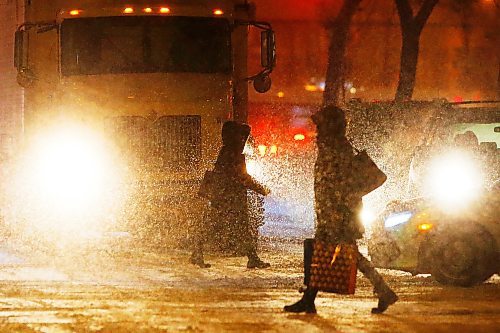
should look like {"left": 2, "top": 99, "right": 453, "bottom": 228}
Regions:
{"left": 230, "top": 212, "right": 250, "bottom": 256}
{"left": 190, "top": 209, "right": 211, "bottom": 268}
{"left": 357, "top": 252, "right": 398, "bottom": 313}
{"left": 303, "top": 238, "right": 314, "bottom": 286}
{"left": 189, "top": 239, "right": 211, "bottom": 268}
{"left": 244, "top": 228, "right": 270, "bottom": 268}
{"left": 237, "top": 213, "right": 270, "bottom": 268}
{"left": 246, "top": 243, "right": 270, "bottom": 268}
{"left": 284, "top": 288, "right": 318, "bottom": 313}
{"left": 284, "top": 239, "right": 317, "bottom": 313}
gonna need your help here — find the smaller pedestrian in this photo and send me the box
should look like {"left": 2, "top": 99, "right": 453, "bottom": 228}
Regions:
{"left": 190, "top": 121, "right": 271, "bottom": 269}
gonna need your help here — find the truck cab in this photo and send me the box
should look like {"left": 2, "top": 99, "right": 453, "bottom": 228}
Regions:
{"left": 1, "top": 0, "right": 276, "bottom": 248}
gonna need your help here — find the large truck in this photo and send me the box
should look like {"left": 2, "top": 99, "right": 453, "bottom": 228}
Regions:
{"left": 0, "top": 0, "right": 276, "bottom": 248}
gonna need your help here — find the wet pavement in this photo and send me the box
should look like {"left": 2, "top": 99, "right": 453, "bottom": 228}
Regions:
{"left": 0, "top": 240, "right": 498, "bottom": 332}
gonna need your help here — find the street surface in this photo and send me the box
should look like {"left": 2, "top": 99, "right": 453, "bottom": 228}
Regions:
{"left": 0, "top": 239, "right": 498, "bottom": 332}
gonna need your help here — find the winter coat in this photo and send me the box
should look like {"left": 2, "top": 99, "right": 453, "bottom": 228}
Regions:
{"left": 313, "top": 109, "right": 365, "bottom": 244}
{"left": 210, "top": 146, "right": 267, "bottom": 213}
{"left": 205, "top": 121, "right": 268, "bottom": 249}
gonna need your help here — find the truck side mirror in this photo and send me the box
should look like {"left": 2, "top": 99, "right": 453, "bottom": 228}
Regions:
{"left": 260, "top": 30, "right": 276, "bottom": 70}
{"left": 253, "top": 73, "right": 272, "bottom": 93}
{"left": 253, "top": 29, "right": 275, "bottom": 93}
{"left": 14, "top": 30, "right": 28, "bottom": 70}
{"left": 14, "top": 29, "right": 36, "bottom": 88}
{"left": 236, "top": 20, "right": 275, "bottom": 93}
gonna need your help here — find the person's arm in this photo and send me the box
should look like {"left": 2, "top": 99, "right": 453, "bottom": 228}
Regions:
{"left": 240, "top": 172, "right": 270, "bottom": 196}
{"left": 234, "top": 155, "right": 270, "bottom": 195}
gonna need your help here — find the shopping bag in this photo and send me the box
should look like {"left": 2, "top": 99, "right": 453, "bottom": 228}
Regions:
{"left": 351, "top": 150, "right": 387, "bottom": 197}
{"left": 308, "top": 239, "right": 357, "bottom": 294}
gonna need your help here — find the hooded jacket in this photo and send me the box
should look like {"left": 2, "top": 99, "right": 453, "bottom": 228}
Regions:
{"left": 312, "top": 107, "right": 365, "bottom": 243}
{"left": 211, "top": 121, "right": 267, "bottom": 209}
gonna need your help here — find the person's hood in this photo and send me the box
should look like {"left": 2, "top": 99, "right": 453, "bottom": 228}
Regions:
{"left": 312, "top": 106, "right": 346, "bottom": 128}
{"left": 222, "top": 121, "right": 251, "bottom": 151}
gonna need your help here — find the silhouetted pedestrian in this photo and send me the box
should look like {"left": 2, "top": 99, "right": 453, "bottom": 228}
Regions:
{"left": 284, "top": 106, "right": 398, "bottom": 314}
{"left": 190, "top": 121, "right": 271, "bottom": 268}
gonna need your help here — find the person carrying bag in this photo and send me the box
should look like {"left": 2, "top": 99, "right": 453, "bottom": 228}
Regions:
{"left": 284, "top": 106, "right": 398, "bottom": 314}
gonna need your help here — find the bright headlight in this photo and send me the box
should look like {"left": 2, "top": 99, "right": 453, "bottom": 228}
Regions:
{"left": 384, "top": 211, "right": 413, "bottom": 228}
{"left": 359, "top": 204, "right": 377, "bottom": 228}
{"left": 424, "top": 149, "right": 484, "bottom": 210}
{"left": 14, "top": 124, "right": 125, "bottom": 230}
{"left": 32, "top": 130, "right": 109, "bottom": 207}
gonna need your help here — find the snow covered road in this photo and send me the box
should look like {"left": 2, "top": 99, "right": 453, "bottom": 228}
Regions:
{"left": 0, "top": 241, "right": 498, "bottom": 332}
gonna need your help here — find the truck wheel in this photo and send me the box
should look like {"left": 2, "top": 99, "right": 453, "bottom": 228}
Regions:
{"left": 427, "top": 224, "right": 497, "bottom": 287}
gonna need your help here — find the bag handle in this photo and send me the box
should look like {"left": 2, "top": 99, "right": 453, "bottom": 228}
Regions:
{"left": 330, "top": 245, "right": 342, "bottom": 265}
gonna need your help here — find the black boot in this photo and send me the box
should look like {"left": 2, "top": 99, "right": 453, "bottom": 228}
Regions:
{"left": 189, "top": 251, "right": 211, "bottom": 268}
{"left": 247, "top": 256, "right": 271, "bottom": 268}
{"left": 284, "top": 288, "right": 317, "bottom": 314}
{"left": 246, "top": 249, "right": 270, "bottom": 269}
{"left": 371, "top": 288, "right": 398, "bottom": 314}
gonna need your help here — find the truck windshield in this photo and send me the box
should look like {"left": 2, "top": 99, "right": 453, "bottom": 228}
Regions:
{"left": 61, "top": 16, "right": 231, "bottom": 75}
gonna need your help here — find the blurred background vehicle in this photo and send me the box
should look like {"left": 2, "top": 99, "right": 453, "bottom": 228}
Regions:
{"left": 247, "top": 104, "right": 317, "bottom": 239}
{"left": 369, "top": 101, "right": 499, "bottom": 286}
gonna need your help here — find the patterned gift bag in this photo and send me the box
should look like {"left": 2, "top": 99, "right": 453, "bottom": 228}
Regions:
{"left": 309, "top": 240, "right": 358, "bottom": 294}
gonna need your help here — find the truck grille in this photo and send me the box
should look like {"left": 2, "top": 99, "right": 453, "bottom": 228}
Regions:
{"left": 155, "top": 116, "right": 201, "bottom": 170}
{"left": 105, "top": 115, "right": 201, "bottom": 171}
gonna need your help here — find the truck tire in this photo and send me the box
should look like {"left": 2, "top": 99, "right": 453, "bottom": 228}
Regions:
{"left": 427, "top": 224, "right": 497, "bottom": 287}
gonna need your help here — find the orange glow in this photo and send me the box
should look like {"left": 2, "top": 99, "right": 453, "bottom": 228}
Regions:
{"left": 418, "top": 223, "right": 433, "bottom": 231}
{"left": 143, "top": 7, "right": 153, "bottom": 13}
{"left": 258, "top": 145, "right": 267, "bottom": 156}
{"left": 213, "top": 9, "right": 224, "bottom": 15}
{"left": 294, "top": 133, "right": 305, "bottom": 141}
{"left": 69, "top": 9, "right": 82, "bottom": 16}
{"left": 160, "top": 7, "right": 171, "bottom": 14}
{"left": 269, "top": 145, "right": 278, "bottom": 154}
{"left": 123, "top": 7, "right": 134, "bottom": 14}
{"left": 305, "top": 84, "right": 318, "bottom": 92}
{"left": 277, "top": 91, "right": 285, "bottom": 98}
